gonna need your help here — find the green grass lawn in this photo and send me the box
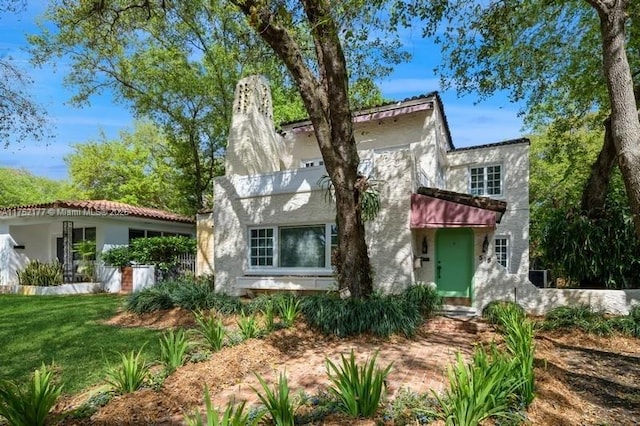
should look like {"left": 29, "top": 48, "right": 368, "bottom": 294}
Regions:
{"left": 0, "top": 294, "right": 162, "bottom": 394}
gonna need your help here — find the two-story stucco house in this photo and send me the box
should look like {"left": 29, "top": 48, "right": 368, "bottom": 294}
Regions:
{"left": 204, "top": 75, "right": 530, "bottom": 312}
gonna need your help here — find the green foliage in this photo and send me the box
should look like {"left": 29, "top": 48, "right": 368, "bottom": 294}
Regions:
{"left": 185, "top": 386, "right": 260, "bottom": 426}
{"left": 482, "top": 300, "right": 525, "bottom": 330}
{"left": 403, "top": 283, "right": 443, "bottom": 316}
{"left": 74, "top": 239, "right": 97, "bottom": 281}
{"left": 159, "top": 328, "right": 190, "bottom": 373}
{"left": 434, "top": 346, "right": 524, "bottom": 426}
{"left": 236, "top": 313, "right": 261, "bottom": 340}
{"left": 253, "top": 372, "right": 296, "bottom": 426}
{"left": 102, "top": 236, "right": 196, "bottom": 273}
{"left": 126, "top": 277, "right": 240, "bottom": 314}
{"left": 276, "top": 296, "right": 301, "bottom": 328}
{"left": 101, "top": 246, "right": 132, "bottom": 268}
{"left": 64, "top": 122, "right": 189, "bottom": 214}
{"left": 498, "top": 308, "right": 535, "bottom": 407}
{"left": 300, "top": 285, "right": 441, "bottom": 337}
{"left": 0, "top": 167, "right": 75, "bottom": 206}
{"left": 318, "top": 175, "right": 382, "bottom": 222}
{"left": 193, "top": 311, "right": 226, "bottom": 352}
{"left": 16, "top": 260, "right": 63, "bottom": 286}
{"left": 0, "top": 363, "right": 63, "bottom": 426}
{"left": 325, "top": 350, "right": 392, "bottom": 418}
{"left": 541, "top": 305, "right": 640, "bottom": 337}
{"left": 541, "top": 198, "right": 640, "bottom": 289}
{"left": 541, "top": 305, "right": 613, "bottom": 335}
{"left": 105, "top": 347, "right": 150, "bottom": 394}
{"left": 383, "top": 388, "right": 438, "bottom": 426}
{"left": 261, "top": 303, "right": 276, "bottom": 333}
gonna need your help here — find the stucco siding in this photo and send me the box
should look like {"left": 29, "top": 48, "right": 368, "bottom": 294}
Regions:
{"left": 446, "top": 143, "right": 530, "bottom": 275}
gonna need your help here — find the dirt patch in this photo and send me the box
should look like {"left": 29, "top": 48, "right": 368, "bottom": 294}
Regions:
{"left": 103, "top": 307, "right": 198, "bottom": 329}
{"left": 55, "top": 311, "right": 640, "bottom": 425}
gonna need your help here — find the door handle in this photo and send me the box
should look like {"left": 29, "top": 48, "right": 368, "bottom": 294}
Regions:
{"left": 437, "top": 262, "right": 442, "bottom": 279}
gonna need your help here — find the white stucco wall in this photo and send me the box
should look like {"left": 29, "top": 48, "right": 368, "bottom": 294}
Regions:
{"left": 474, "top": 259, "right": 640, "bottom": 315}
{"left": 213, "top": 150, "right": 417, "bottom": 295}
{"left": 446, "top": 142, "right": 530, "bottom": 275}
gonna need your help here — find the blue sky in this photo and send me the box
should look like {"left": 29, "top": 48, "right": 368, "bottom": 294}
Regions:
{"left": 0, "top": 2, "right": 525, "bottom": 181}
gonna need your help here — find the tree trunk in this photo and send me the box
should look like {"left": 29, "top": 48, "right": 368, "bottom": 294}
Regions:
{"left": 233, "top": 0, "right": 374, "bottom": 297}
{"left": 587, "top": 0, "right": 640, "bottom": 238}
{"left": 580, "top": 118, "right": 616, "bottom": 216}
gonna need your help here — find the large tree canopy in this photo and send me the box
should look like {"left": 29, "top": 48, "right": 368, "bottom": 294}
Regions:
{"left": 404, "top": 0, "right": 640, "bottom": 235}
{"left": 0, "top": 168, "right": 74, "bottom": 206}
{"left": 65, "top": 121, "right": 188, "bottom": 214}
{"left": 30, "top": 0, "right": 408, "bottom": 297}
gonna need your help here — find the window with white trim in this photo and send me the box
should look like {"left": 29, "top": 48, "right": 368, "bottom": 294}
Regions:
{"left": 494, "top": 237, "right": 509, "bottom": 270}
{"left": 301, "top": 158, "right": 324, "bottom": 168}
{"left": 470, "top": 165, "right": 503, "bottom": 196}
{"left": 248, "top": 224, "right": 335, "bottom": 272}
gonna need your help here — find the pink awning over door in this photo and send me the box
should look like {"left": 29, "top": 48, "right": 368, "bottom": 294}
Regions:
{"left": 410, "top": 193, "right": 497, "bottom": 229}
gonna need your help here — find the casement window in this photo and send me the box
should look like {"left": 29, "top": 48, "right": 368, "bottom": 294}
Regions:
{"left": 72, "top": 227, "right": 96, "bottom": 261}
{"left": 494, "top": 236, "right": 509, "bottom": 270}
{"left": 469, "top": 165, "right": 503, "bottom": 196}
{"left": 248, "top": 224, "right": 336, "bottom": 273}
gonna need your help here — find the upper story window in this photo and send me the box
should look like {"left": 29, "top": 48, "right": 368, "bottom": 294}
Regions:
{"left": 248, "top": 224, "right": 334, "bottom": 272}
{"left": 470, "top": 164, "right": 503, "bottom": 197}
{"left": 302, "top": 158, "right": 324, "bottom": 168}
{"left": 494, "top": 236, "right": 509, "bottom": 270}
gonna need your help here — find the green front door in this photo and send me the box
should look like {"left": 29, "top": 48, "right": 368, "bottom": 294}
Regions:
{"left": 436, "top": 228, "right": 473, "bottom": 298}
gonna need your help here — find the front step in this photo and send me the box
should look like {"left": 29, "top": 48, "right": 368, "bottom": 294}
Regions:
{"left": 439, "top": 304, "right": 478, "bottom": 318}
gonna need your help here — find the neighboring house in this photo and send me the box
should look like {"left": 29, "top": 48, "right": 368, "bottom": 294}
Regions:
{"left": 0, "top": 200, "right": 195, "bottom": 286}
{"left": 204, "top": 75, "right": 530, "bottom": 311}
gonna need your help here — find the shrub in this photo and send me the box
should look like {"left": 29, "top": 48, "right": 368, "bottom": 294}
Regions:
{"left": 541, "top": 305, "right": 612, "bottom": 335}
{"left": 16, "top": 260, "right": 63, "bottom": 286}
{"left": 105, "top": 347, "right": 150, "bottom": 394}
{"left": 100, "top": 246, "right": 131, "bottom": 268}
{"left": 194, "top": 311, "right": 226, "bottom": 352}
{"left": 0, "top": 363, "right": 63, "bottom": 426}
{"left": 404, "top": 284, "right": 442, "bottom": 316}
{"left": 185, "top": 385, "right": 261, "bottom": 426}
{"left": 434, "top": 346, "right": 523, "bottom": 426}
{"left": 127, "top": 283, "right": 176, "bottom": 314}
{"left": 300, "top": 291, "right": 424, "bottom": 337}
{"left": 159, "top": 328, "right": 190, "bottom": 373}
{"left": 325, "top": 350, "right": 392, "bottom": 418}
{"left": 126, "top": 278, "right": 242, "bottom": 314}
{"left": 482, "top": 300, "right": 525, "bottom": 330}
{"left": 253, "top": 372, "right": 296, "bottom": 426}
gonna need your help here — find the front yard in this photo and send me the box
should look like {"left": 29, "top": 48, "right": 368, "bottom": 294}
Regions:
{"left": 0, "top": 295, "right": 161, "bottom": 394}
{"left": 0, "top": 294, "right": 639, "bottom": 425}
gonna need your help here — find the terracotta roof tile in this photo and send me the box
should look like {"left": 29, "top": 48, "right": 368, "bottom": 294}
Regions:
{"left": 0, "top": 200, "right": 194, "bottom": 224}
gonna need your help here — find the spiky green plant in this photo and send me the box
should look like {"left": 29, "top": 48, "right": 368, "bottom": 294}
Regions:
{"left": 194, "top": 311, "right": 227, "bottom": 351}
{"left": 262, "top": 302, "right": 276, "bottom": 332}
{"left": 105, "top": 347, "right": 150, "bottom": 394}
{"left": 253, "top": 372, "right": 296, "bottom": 426}
{"left": 498, "top": 308, "right": 536, "bottom": 406}
{"left": 325, "top": 350, "right": 392, "bottom": 418}
{"left": 0, "top": 363, "right": 63, "bottom": 426}
{"left": 434, "top": 346, "right": 523, "bottom": 426}
{"left": 159, "top": 328, "right": 190, "bottom": 373}
{"left": 237, "top": 312, "right": 261, "bottom": 340}
{"left": 185, "top": 386, "right": 261, "bottom": 426}
{"left": 277, "top": 297, "right": 301, "bottom": 328}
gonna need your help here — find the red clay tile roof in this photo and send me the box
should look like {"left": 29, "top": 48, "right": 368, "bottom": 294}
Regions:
{"left": 0, "top": 200, "right": 194, "bottom": 224}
